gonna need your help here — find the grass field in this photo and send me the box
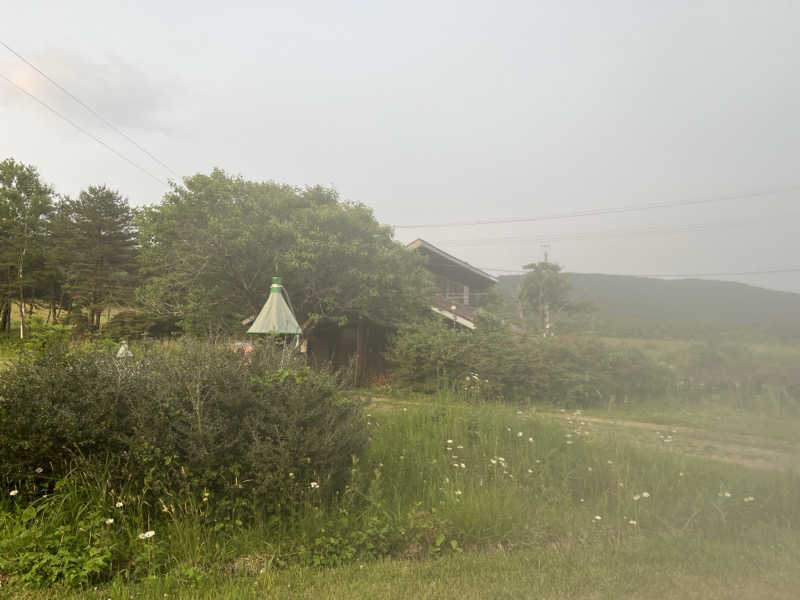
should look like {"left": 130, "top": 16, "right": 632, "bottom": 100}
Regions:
{"left": 3, "top": 394, "right": 799, "bottom": 599}
{"left": 6, "top": 532, "right": 800, "bottom": 599}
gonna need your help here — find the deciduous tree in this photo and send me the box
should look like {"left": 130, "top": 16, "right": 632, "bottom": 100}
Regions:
{"left": 137, "top": 169, "right": 431, "bottom": 335}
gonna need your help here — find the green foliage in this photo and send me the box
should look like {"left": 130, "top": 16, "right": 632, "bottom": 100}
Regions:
{"left": 135, "top": 169, "right": 432, "bottom": 336}
{"left": 514, "top": 260, "right": 591, "bottom": 334}
{"left": 0, "top": 340, "right": 367, "bottom": 518}
{"left": 22, "top": 315, "right": 73, "bottom": 352}
{"left": 1, "top": 489, "right": 115, "bottom": 586}
{"left": 387, "top": 318, "right": 672, "bottom": 406}
{"left": 0, "top": 158, "right": 55, "bottom": 337}
{"left": 2, "top": 398, "right": 800, "bottom": 590}
{"left": 62, "top": 186, "right": 138, "bottom": 331}
{"left": 104, "top": 310, "right": 181, "bottom": 340}
{"left": 0, "top": 159, "right": 139, "bottom": 339}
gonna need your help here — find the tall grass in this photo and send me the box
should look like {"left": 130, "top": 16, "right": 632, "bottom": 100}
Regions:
{"left": 2, "top": 396, "right": 799, "bottom": 590}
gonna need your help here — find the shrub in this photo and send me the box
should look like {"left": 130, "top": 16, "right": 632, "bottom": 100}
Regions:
{"left": 104, "top": 310, "right": 182, "bottom": 340}
{"left": 0, "top": 340, "right": 368, "bottom": 520}
{"left": 386, "top": 317, "right": 672, "bottom": 406}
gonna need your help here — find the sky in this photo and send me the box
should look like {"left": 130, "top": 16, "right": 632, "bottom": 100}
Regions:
{"left": 2, "top": 1, "right": 799, "bottom": 291}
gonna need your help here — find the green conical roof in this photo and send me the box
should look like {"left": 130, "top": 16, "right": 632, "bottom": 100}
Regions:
{"left": 247, "top": 277, "right": 302, "bottom": 335}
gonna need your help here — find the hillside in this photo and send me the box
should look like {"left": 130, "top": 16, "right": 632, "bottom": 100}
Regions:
{"left": 496, "top": 273, "right": 800, "bottom": 338}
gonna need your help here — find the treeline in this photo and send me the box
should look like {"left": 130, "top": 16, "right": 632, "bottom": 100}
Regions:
{"left": 1, "top": 158, "right": 431, "bottom": 339}
{"left": 0, "top": 159, "right": 136, "bottom": 336}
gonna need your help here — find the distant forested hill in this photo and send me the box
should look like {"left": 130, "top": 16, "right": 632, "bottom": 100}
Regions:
{"left": 496, "top": 273, "right": 800, "bottom": 340}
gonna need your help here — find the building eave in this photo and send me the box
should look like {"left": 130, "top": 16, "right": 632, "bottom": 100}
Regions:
{"left": 430, "top": 305, "right": 476, "bottom": 330}
{"left": 407, "top": 238, "right": 498, "bottom": 286}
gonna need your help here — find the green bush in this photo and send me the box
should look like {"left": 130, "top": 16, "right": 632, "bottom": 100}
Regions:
{"left": 0, "top": 340, "right": 368, "bottom": 519}
{"left": 386, "top": 317, "right": 672, "bottom": 406}
{"left": 104, "top": 310, "right": 182, "bottom": 340}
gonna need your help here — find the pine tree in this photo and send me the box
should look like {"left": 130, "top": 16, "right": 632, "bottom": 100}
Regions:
{"left": 65, "top": 186, "right": 138, "bottom": 331}
{"left": 0, "top": 159, "right": 54, "bottom": 338}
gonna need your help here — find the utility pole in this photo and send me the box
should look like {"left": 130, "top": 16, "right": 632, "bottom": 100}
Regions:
{"left": 540, "top": 244, "right": 552, "bottom": 337}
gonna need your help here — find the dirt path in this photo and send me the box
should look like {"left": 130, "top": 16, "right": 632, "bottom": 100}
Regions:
{"left": 550, "top": 412, "right": 800, "bottom": 472}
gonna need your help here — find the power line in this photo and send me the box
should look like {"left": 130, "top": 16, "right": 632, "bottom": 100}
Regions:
{"left": 0, "top": 39, "right": 176, "bottom": 176}
{"left": 0, "top": 71, "right": 168, "bottom": 187}
{"left": 394, "top": 185, "right": 800, "bottom": 229}
{"left": 478, "top": 266, "right": 800, "bottom": 277}
{"left": 627, "top": 267, "right": 800, "bottom": 279}
{"left": 432, "top": 212, "right": 798, "bottom": 247}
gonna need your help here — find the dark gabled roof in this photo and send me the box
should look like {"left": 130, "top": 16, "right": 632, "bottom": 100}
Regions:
{"left": 407, "top": 238, "right": 498, "bottom": 286}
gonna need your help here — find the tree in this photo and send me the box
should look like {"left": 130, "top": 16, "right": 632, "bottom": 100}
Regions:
{"left": 0, "top": 159, "right": 54, "bottom": 338}
{"left": 65, "top": 186, "right": 138, "bottom": 331}
{"left": 136, "top": 169, "right": 432, "bottom": 336}
{"left": 517, "top": 260, "right": 585, "bottom": 335}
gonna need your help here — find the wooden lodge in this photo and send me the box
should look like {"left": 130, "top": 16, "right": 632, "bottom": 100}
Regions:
{"left": 304, "top": 239, "right": 497, "bottom": 384}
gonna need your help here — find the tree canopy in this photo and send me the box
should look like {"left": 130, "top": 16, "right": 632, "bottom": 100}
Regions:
{"left": 65, "top": 185, "right": 138, "bottom": 331}
{"left": 136, "top": 169, "right": 432, "bottom": 335}
{"left": 0, "top": 159, "right": 55, "bottom": 337}
{"left": 517, "top": 260, "right": 586, "bottom": 334}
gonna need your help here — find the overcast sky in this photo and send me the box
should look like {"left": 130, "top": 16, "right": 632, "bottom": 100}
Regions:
{"left": 2, "top": 1, "right": 799, "bottom": 291}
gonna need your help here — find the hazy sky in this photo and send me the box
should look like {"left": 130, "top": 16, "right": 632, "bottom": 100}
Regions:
{"left": 2, "top": 1, "right": 799, "bottom": 291}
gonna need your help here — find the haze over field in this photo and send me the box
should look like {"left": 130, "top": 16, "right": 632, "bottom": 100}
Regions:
{"left": 2, "top": 1, "right": 799, "bottom": 291}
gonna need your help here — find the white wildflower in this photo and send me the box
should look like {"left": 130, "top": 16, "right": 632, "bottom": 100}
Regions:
{"left": 593, "top": 515, "right": 602, "bottom": 521}
{"left": 744, "top": 496, "right": 755, "bottom": 503}
{"left": 490, "top": 458, "right": 497, "bottom": 465}
{"left": 447, "top": 439, "right": 453, "bottom": 444}
{"left": 35, "top": 467, "right": 44, "bottom": 474}
{"left": 456, "top": 445, "right": 464, "bottom": 449}
{"left": 460, "top": 463, "right": 466, "bottom": 469}
{"left": 454, "top": 490, "right": 462, "bottom": 496}
{"left": 642, "top": 492, "right": 650, "bottom": 498}
{"left": 633, "top": 493, "right": 641, "bottom": 501}
{"left": 566, "top": 440, "right": 573, "bottom": 445}
{"left": 105, "top": 518, "right": 114, "bottom": 525}
{"left": 628, "top": 520, "right": 637, "bottom": 526}
{"left": 517, "top": 432, "right": 523, "bottom": 437}
{"left": 723, "top": 491, "right": 731, "bottom": 498}
{"left": 138, "top": 530, "right": 155, "bottom": 540}
{"left": 310, "top": 481, "right": 319, "bottom": 489}
{"left": 115, "top": 501, "right": 124, "bottom": 508}
{"left": 10, "top": 489, "right": 19, "bottom": 497}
